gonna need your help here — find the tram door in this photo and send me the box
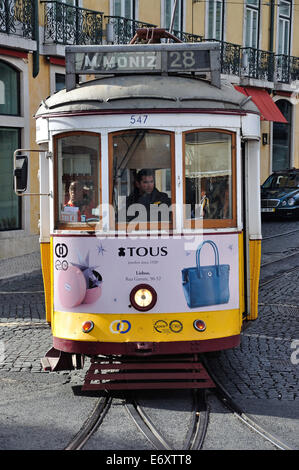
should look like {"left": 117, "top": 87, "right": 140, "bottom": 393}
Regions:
{"left": 242, "top": 138, "right": 262, "bottom": 321}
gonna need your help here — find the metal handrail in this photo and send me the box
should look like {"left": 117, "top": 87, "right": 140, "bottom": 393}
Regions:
{"left": 42, "top": 0, "right": 104, "bottom": 45}
{"left": 0, "top": 0, "right": 35, "bottom": 39}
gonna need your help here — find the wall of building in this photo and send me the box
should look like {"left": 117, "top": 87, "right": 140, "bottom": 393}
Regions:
{"left": 28, "top": 55, "right": 51, "bottom": 235}
{"left": 139, "top": 0, "right": 160, "bottom": 25}
{"left": 225, "top": 1, "right": 244, "bottom": 45}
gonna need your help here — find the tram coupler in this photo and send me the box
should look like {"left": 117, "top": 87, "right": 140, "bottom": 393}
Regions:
{"left": 41, "top": 347, "right": 84, "bottom": 372}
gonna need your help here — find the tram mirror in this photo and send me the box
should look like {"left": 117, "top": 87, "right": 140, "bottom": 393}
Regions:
{"left": 14, "top": 154, "right": 28, "bottom": 193}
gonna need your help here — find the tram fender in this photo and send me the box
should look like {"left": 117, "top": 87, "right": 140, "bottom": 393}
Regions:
{"left": 41, "top": 347, "right": 84, "bottom": 372}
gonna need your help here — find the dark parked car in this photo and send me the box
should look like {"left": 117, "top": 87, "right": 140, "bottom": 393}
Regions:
{"left": 261, "top": 169, "right": 299, "bottom": 218}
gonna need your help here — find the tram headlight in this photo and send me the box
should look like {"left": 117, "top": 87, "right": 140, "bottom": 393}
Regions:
{"left": 193, "top": 319, "right": 206, "bottom": 332}
{"left": 130, "top": 284, "right": 157, "bottom": 312}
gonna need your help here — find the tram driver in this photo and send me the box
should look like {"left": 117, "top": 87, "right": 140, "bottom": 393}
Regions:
{"left": 126, "top": 169, "right": 171, "bottom": 222}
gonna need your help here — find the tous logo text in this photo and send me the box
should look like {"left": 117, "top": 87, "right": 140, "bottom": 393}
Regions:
{"left": 118, "top": 246, "right": 168, "bottom": 257}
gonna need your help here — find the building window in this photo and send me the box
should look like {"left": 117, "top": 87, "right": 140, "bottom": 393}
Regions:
{"left": 272, "top": 100, "right": 292, "bottom": 171}
{"left": 112, "top": 0, "right": 135, "bottom": 18}
{"left": 0, "top": 61, "right": 20, "bottom": 116}
{"left": 245, "top": 0, "right": 260, "bottom": 49}
{"left": 0, "top": 60, "right": 21, "bottom": 231}
{"left": 277, "top": 0, "right": 292, "bottom": 55}
{"left": 207, "top": 0, "right": 224, "bottom": 41}
{"left": 0, "top": 127, "right": 21, "bottom": 231}
{"left": 164, "top": 0, "right": 183, "bottom": 32}
{"left": 55, "top": 73, "right": 65, "bottom": 92}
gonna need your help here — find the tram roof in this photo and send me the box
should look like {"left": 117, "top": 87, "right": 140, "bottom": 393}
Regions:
{"left": 35, "top": 74, "right": 259, "bottom": 117}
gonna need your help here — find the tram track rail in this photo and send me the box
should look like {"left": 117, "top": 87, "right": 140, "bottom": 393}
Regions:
{"left": 259, "top": 225, "right": 299, "bottom": 287}
{"left": 260, "top": 250, "right": 299, "bottom": 269}
{"left": 0, "top": 291, "right": 44, "bottom": 295}
{"left": 64, "top": 393, "right": 113, "bottom": 450}
{"left": 64, "top": 389, "right": 209, "bottom": 451}
{"left": 262, "top": 226, "right": 299, "bottom": 240}
{"left": 202, "top": 358, "right": 295, "bottom": 451}
{"left": 259, "top": 255, "right": 299, "bottom": 288}
{"left": 125, "top": 390, "right": 209, "bottom": 451}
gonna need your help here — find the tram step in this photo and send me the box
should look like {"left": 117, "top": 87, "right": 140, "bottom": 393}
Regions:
{"left": 82, "top": 356, "right": 215, "bottom": 391}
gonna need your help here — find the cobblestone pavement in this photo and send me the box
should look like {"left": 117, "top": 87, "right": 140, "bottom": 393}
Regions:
{"left": 207, "top": 220, "right": 299, "bottom": 402}
{"left": 0, "top": 221, "right": 298, "bottom": 449}
{"left": 0, "top": 270, "right": 88, "bottom": 383}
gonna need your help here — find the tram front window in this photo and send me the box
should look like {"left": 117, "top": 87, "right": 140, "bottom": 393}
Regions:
{"left": 55, "top": 132, "right": 100, "bottom": 225}
{"left": 111, "top": 130, "right": 173, "bottom": 228}
{"left": 184, "top": 130, "right": 235, "bottom": 228}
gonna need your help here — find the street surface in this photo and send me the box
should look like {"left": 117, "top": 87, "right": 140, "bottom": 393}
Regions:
{"left": 0, "top": 218, "right": 298, "bottom": 450}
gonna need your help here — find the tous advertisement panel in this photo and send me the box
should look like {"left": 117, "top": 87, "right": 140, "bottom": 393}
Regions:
{"left": 53, "top": 234, "right": 239, "bottom": 314}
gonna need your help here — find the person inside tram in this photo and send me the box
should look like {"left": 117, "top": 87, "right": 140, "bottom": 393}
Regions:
{"left": 126, "top": 169, "right": 171, "bottom": 222}
{"left": 65, "top": 180, "right": 93, "bottom": 221}
{"left": 208, "top": 178, "right": 230, "bottom": 219}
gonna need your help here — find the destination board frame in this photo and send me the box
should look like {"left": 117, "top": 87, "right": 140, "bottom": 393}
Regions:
{"left": 65, "top": 43, "right": 221, "bottom": 91}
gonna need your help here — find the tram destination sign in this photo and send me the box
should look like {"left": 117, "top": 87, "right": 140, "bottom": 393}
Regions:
{"left": 66, "top": 43, "right": 221, "bottom": 90}
{"left": 75, "top": 49, "right": 210, "bottom": 74}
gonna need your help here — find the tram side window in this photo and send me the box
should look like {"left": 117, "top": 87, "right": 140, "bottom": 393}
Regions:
{"left": 111, "top": 130, "right": 173, "bottom": 227}
{"left": 184, "top": 131, "right": 234, "bottom": 226}
{"left": 56, "top": 133, "right": 100, "bottom": 225}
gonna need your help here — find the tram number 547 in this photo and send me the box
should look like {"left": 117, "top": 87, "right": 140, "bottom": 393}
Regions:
{"left": 130, "top": 115, "right": 149, "bottom": 125}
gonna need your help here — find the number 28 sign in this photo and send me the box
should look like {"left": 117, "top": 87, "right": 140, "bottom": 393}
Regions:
{"left": 167, "top": 50, "right": 210, "bottom": 71}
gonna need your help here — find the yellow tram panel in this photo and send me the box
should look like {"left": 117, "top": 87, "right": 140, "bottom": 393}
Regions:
{"left": 40, "top": 241, "right": 52, "bottom": 324}
{"left": 52, "top": 309, "right": 242, "bottom": 343}
{"left": 248, "top": 239, "right": 262, "bottom": 321}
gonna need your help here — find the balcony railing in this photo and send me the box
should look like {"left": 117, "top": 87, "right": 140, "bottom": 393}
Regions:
{"left": 105, "top": 15, "right": 156, "bottom": 44}
{"left": 42, "top": 0, "right": 103, "bottom": 45}
{"left": 173, "top": 30, "right": 203, "bottom": 43}
{"left": 38, "top": 2, "right": 299, "bottom": 85}
{"left": 275, "top": 54, "right": 299, "bottom": 84}
{"left": 1, "top": 0, "right": 298, "bottom": 86}
{"left": 241, "top": 47, "right": 275, "bottom": 82}
{"left": 0, "top": 0, "right": 35, "bottom": 39}
{"left": 203, "top": 39, "right": 241, "bottom": 76}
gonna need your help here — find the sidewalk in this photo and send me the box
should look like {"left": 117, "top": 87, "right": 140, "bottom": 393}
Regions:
{"left": 0, "top": 251, "right": 42, "bottom": 280}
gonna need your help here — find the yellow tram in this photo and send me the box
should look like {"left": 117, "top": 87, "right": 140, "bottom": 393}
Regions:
{"left": 14, "top": 34, "right": 262, "bottom": 390}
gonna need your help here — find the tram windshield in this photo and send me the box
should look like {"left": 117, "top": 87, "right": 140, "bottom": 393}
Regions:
{"left": 54, "top": 128, "right": 235, "bottom": 230}
{"left": 111, "top": 130, "right": 173, "bottom": 227}
{"left": 184, "top": 130, "right": 234, "bottom": 227}
{"left": 56, "top": 132, "right": 100, "bottom": 224}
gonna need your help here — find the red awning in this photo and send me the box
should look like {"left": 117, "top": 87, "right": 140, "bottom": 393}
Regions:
{"left": 235, "top": 86, "right": 287, "bottom": 123}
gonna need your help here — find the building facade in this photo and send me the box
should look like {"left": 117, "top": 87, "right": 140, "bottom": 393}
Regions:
{"left": 0, "top": 0, "right": 298, "bottom": 258}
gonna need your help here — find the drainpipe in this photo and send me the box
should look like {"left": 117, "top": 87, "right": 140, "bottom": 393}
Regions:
{"left": 33, "top": 0, "right": 39, "bottom": 78}
{"left": 169, "top": 0, "right": 178, "bottom": 35}
{"left": 269, "top": 0, "right": 274, "bottom": 52}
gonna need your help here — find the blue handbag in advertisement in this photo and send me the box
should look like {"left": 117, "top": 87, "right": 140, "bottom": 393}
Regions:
{"left": 181, "top": 240, "right": 230, "bottom": 309}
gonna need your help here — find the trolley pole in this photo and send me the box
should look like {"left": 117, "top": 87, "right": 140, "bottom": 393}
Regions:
{"left": 168, "top": 0, "right": 178, "bottom": 36}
